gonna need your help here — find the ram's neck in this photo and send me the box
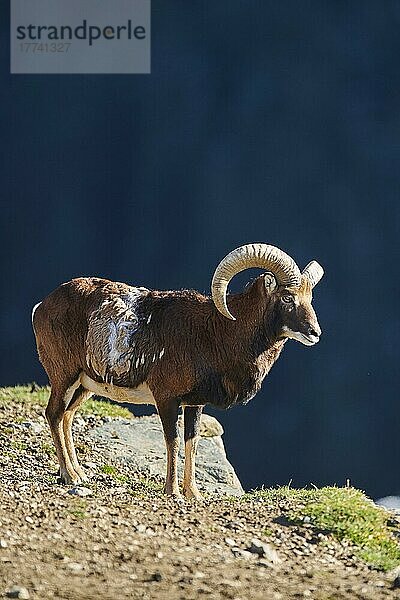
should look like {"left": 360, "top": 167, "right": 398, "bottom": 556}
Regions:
{"left": 201, "top": 283, "right": 286, "bottom": 408}
{"left": 210, "top": 280, "right": 284, "bottom": 365}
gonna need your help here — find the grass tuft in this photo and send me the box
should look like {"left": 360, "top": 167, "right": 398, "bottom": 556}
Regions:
{"left": 0, "top": 385, "right": 132, "bottom": 419}
{"left": 247, "top": 485, "right": 400, "bottom": 571}
{"left": 101, "top": 464, "right": 117, "bottom": 475}
{"left": 101, "top": 463, "right": 128, "bottom": 483}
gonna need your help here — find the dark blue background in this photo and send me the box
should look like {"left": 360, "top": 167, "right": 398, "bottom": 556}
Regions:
{"left": 1, "top": 2, "right": 399, "bottom": 498}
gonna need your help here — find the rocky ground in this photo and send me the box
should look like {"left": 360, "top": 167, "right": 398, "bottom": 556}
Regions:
{"left": 0, "top": 388, "right": 399, "bottom": 600}
{"left": 87, "top": 413, "right": 244, "bottom": 497}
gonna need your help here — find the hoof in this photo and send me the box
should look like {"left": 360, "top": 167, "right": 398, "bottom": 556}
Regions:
{"left": 183, "top": 488, "right": 204, "bottom": 502}
{"left": 171, "top": 495, "right": 185, "bottom": 505}
{"left": 164, "top": 488, "right": 184, "bottom": 502}
{"left": 59, "top": 468, "right": 82, "bottom": 485}
{"left": 75, "top": 468, "right": 88, "bottom": 483}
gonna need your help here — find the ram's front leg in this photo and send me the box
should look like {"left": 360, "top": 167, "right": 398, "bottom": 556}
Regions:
{"left": 157, "top": 399, "right": 181, "bottom": 498}
{"left": 183, "top": 405, "right": 204, "bottom": 501}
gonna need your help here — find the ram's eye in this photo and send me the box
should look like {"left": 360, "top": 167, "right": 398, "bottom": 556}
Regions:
{"left": 281, "top": 295, "right": 293, "bottom": 304}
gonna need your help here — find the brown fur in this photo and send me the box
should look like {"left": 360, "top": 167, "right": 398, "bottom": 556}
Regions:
{"left": 33, "top": 274, "right": 321, "bottom": 498}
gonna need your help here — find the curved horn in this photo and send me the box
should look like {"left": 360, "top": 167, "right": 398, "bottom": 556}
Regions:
{"left": 302, "top": 260, "right": 324, "bottom": 288}
{"left": 211, "top": 243, "right": 301, "bottom": 320}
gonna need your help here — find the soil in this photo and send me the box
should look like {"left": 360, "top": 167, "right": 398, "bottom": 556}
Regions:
{"left": 0, "top": 397, "right": 399, "bottom": 600}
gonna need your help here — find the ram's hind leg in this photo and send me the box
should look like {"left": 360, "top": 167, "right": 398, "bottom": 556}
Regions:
{"left": 45, "top": 381, "right": 82, "bottom": 485}
{"left": 63, "top": 385, "right": 93, "bottom": 482}
{"left": 183, "top": 405, "right": 204, "bottom": 501}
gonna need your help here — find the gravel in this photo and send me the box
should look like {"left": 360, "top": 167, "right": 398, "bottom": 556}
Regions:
{"left": 5, "top": 586, "right": 30, "bottom": 599}
{"left": 68, "top": 486, "right": 93, "bottom": 497}
{"left": 0, "top": 398, "right": 399, "bottom": 599}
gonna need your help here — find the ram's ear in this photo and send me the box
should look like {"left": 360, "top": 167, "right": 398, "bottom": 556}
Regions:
{"left": 263, "top": 272, "right": 277, "bottom": 293}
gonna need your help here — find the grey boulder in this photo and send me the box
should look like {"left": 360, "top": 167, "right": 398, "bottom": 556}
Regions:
{"left": 88, "top": 413, "right": 244, "bottom": 496}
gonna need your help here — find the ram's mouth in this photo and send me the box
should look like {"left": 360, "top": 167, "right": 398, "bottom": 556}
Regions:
{"left": 282, "top": 326, "right": 320, "bottom": 346}
{"left": 299, "top": 332, "right": 320, "bottom": 346}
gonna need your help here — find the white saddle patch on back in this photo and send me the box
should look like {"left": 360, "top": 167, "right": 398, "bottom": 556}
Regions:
{"left": 85, "top": 286, "right": 148, "bottom": 379}
{"left": 80, "top": 374, "right": 155, "bottom": 405}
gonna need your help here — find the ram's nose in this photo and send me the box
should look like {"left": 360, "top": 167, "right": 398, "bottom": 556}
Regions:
{"left": 308, "top": 323, "right": 322, "bottom": 338}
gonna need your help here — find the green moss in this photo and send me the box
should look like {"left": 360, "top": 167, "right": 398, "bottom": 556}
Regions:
{"left": 100, "top": 463, "right": 128, "bottom": 483}
{"left": 0, "top": 385, "right": 132, "bottom": 419}
{"left": 247, "top": 486, "right": 400, "bottom": 571}
{"left": 101, "top": 464, "right": 117, "bottom": 475}
{"left": 41, "top": 442, "right": 56, "bottom": 456}
{"left": 115, "top": 474, "right": 128, "bottom": 483}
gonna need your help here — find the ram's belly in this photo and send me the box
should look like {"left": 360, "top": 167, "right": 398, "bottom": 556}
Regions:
{"left": 80, "top": 374, "right": 156, "bottom": 405}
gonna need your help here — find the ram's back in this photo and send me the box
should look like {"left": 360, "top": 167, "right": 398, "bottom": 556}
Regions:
{"left": 32, "top": 277, "right": 213, "bottom": 394}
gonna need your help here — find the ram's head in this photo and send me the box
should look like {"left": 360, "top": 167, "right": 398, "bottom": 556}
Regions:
{"left": 211, "top": 243, "right": 323, "bottom": 346}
